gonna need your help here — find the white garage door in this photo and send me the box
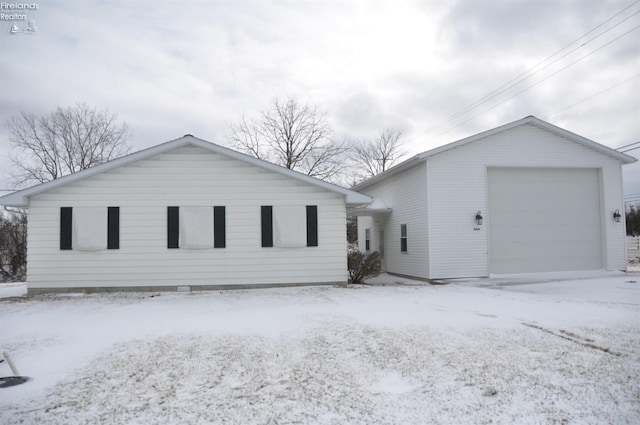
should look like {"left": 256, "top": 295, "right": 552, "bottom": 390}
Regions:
{"left": 488, "top": 168, "right": 602, "bottom": 274}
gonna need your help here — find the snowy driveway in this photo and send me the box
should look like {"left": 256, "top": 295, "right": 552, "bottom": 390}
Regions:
{"left": 1, "top": 272, "right": 639, "bottom": 424}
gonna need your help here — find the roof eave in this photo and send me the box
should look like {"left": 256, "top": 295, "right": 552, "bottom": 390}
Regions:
{"left": 0, "top": 194, "right": 28, "bottom": 208}
{"left": 352, "top": 155, "right": 425, "bottom": 191}
{"left": 417, "top": 116, "right": 637, "bottom": 164}
{"left": 353, "top": 116, "right": 637, "bottom": 192}
{"left": 0, "top": 135, "right": 370, "bottom": 207}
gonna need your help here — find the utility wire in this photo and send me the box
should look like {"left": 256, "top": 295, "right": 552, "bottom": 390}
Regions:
{"left": 422, "top": 24, "right": 640, "bottom": 143}
{"left": 619, "top": 145, "right": 640, "bottom": 153}
{"left": 409, "top": 1, "right": 640, "bottom": 143}
{"left": 438, "top": 8, "right": 640, "bottom": 130}
{"left": 544, "top": 73, "right": 640, "bottom": 119}
{"left": 616, "top": 141, "right": 640, "bottom": 150}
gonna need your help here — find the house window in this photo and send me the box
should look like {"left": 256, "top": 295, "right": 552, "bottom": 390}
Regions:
{"left": 167, "top": 206, "right": 226, "bottom": 249}
{"left": 262, "top": 205, "right": 318, "bottom": 248}
{"left": 365, "top": 228, "right": 370, "bottom": 251}
{"left": 400, "top": 224, "right": 407, "bottom": 252}
{"left": 379, "top": 230, "right": 384, "bottom": 258}
{"left": 59, "top": 206, "right": 120, "bottom": 251}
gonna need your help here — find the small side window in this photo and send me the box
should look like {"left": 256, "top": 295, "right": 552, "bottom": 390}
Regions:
{"left": 400, "top": 224, "right": 407, "bottom": 252}
{"left": 365, "top": 228, "right": 370, "bottom": 251}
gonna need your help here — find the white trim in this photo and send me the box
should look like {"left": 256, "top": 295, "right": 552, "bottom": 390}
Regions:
{"left": 349, "top": 197, "right": 393, "bottom": 216}
{"left": 0, "top": 135, "right": 372, "bottom": 207}
{"left": 354, "top": 116, "right": 636, "bottom": 191}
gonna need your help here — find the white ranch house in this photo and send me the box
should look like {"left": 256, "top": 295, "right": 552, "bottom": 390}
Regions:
{"left": 0, "top": 136, "right": 370, "bottom": 294}
{"left": 1, "top": 116, "right": 635, "bottom": 293}
{"left": 353, "top": 116, "right": 636, "bottom": 280}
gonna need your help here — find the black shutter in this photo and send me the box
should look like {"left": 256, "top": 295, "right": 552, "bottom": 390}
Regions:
{"left": 60, "top": 207, "right": 73, "bottom": 250}
{"left": 261, "top": 206, "right": 273, "bottom": 247}
{"left": 306, "top": 205, "right": 318, "bottom": 247}
{"left": 214, "top": 206, "right": 226, "bottom": 248}
{"left": 167, "top": 206, "right": 179, "bottom": 249}
{"left": 107, "top": 207, "right": 120, "bottom": 249}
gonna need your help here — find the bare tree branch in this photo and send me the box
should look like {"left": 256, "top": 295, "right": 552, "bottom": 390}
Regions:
{"left": 0, "top": 210, "right": 27, "bottom": 282}
{"left": 227, "top": 97, "right": 347, "bottom": 182}
{"left": 350, "top": 127, "right": 405, "bottom": 181}
{"left": 7, "top": 103, "right": 132, "bottom": 187}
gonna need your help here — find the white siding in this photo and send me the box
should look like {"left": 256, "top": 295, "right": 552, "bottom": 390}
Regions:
{"left": 27, "top": 146, "right": 348, "bottom": 289}
{"left": 426, "top": 123, "right": 627, "bottom": 278}
{"left": 356, "top": 163, "right": 429, "bottom": 279}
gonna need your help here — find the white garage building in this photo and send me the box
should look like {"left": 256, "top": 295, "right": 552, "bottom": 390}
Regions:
{"left": 354, "top": 116, "right": 636, "bottom": 279}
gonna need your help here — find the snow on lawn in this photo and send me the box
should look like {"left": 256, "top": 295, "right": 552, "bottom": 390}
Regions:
{"left": 1, "top": 272, "right": 639, "bottom": 424}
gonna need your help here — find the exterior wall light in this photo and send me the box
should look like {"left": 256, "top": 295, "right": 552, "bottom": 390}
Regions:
{"left": 613, "top": 209, "right": 622, "bottom": 223}
{"left": 475, "top": 211, "right": 483, "bottom": 226}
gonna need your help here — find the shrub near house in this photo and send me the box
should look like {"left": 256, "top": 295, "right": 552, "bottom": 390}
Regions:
{"left": 348, "top": 249, "right": 381, "bottom": 284}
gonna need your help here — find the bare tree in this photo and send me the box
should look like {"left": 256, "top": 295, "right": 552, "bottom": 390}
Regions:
{"left": 4, "top": 103, "right": 132, "bottom": 281}
{"left": 0, "top": 210, "right": 27, "bottom": 282}
{"left": 227, "top": 97, "right": 348, "bottom": 181}
{"left": 226, "top": 113, "right": 267, "bottom": 161}
{"left": 8, "top": 103, "right": 132, "bottom": 186}
{"left": 351, "top": 128, "right": 405, "bottom": 180}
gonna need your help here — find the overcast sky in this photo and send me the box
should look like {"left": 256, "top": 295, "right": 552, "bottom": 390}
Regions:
{"left": 1, "top": 0, "right": 639, "bottom": 197}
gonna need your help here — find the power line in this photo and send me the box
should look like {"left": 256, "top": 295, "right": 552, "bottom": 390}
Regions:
{"left": 544, "top": 73, "right": 640, "bottom": 119}
{"left": 616, "top": 140, "right": 640, "bottom": 150}
{"left": 438, "top": 7, "right": 640, "bottom": 130}
{"left": 619, "top": 146, "right": 640, "bottom": 153}
{"left": 407, "top": 1, "right": 640, "bottom": 144}
{"left": 422, "top": 24, "right": 640, "bottom": 143}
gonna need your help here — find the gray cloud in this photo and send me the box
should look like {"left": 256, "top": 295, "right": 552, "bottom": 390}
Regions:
{"left": 0, "top": 0, "right": 637, "bottom": 193}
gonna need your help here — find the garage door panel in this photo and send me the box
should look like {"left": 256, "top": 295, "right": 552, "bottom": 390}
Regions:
{"left": 491, "top": 224, "right": 596, "bottom": 243}
{"left": 491, "top": 194, "right": 597, "bottom": 212}
{"left": 494, "top": 214, "right": 598, "bottom": 227}
{"left": 496, "top": 256, "right": 602, "bottom": 274}
{"left": 488, "top": 168, "right": 602, "bottom": 274}
{"left": 492, "top": 239, "right": 602, "bottom": 259}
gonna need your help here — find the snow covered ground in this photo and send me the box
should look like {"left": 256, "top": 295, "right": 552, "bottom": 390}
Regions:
{"left": 1, "top": 271, "right": 639, "bottom": 424}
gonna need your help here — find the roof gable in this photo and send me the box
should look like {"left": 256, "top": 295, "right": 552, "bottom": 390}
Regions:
{"left": 0, "top": 135, "right": 371, "bottom": 207}
{"left": 355, "top": 116, "right": 636, "bottom": 190}
{"left": 418, "top": 116, "right": 637, "bottom": 163}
